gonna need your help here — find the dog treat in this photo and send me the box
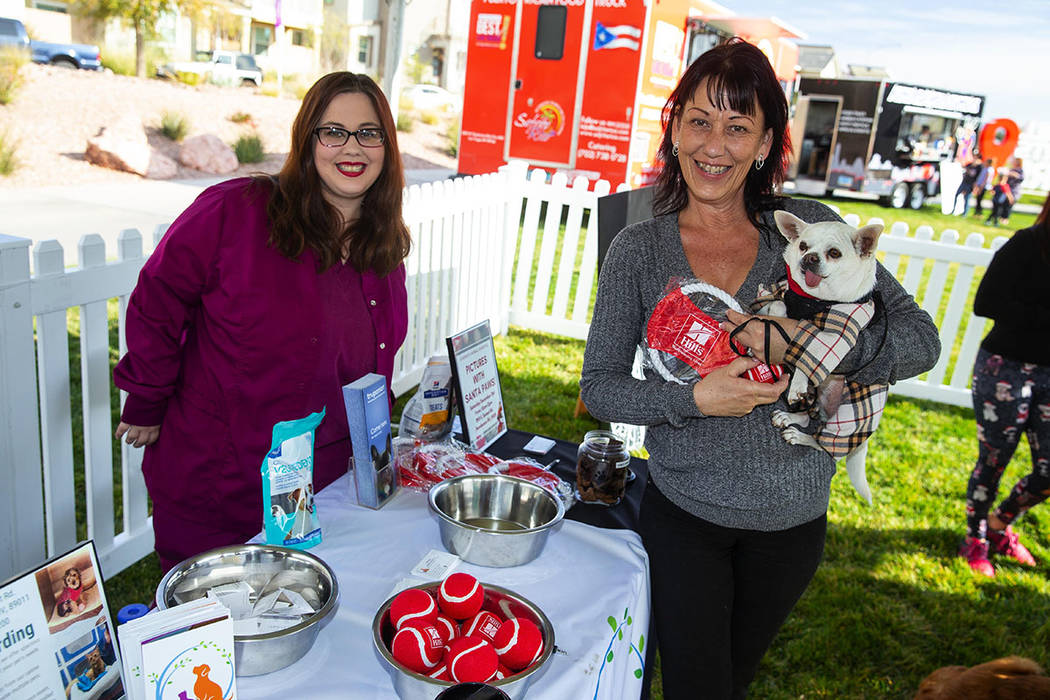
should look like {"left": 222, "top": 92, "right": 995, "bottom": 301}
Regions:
{"left": 575, "top": 430, "right": 629, "bottom": 505}
{"left": 399, "top": 354, "right": 456, "bottom": 441}
{"left": 261, "top": 409, "right": 325, "bottom": 550}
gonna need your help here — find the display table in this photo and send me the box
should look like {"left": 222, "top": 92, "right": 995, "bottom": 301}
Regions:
{"left": 239, "top": 473, "right": 650, "bottom": 700}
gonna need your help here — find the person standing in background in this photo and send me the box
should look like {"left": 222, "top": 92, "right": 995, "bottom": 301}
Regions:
{"left": 985, "top": 157, "right": 1024, "bottom": 226}
{"left": 958, "top": 194, "right": 1050, "bottom": 577}
{"left": 971, "top": 158, "right": 994, "bottom": 218}
{"left": 952, "top": 154, "right": 983, "bottom": 216}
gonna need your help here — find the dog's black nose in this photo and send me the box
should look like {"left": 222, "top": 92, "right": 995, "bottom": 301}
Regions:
{"left": 802, "top": 252, "right": 820, "bottom": 270}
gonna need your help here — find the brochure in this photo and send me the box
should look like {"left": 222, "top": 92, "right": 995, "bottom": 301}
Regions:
{"left": 343, "top": 373, "right": 398, "bottom": 508}
{"left": 117, "top": 598, "right": 235, "bottom": 700}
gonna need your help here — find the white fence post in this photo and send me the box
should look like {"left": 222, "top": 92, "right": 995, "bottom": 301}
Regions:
{"left": 0, "top": 235, "right": 46, "bottom": 581}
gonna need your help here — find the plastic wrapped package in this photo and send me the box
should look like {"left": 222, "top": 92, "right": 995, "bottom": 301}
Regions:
{"left": 643, "top": 278, "right": 782, "bottom": 385}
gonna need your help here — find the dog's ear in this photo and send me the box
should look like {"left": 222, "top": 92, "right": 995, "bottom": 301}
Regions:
{"left": 853, "top": 223, "right": 884, "bottom": 258}
{"left": 773, "top": 211, "right": 808, "bottom": 242}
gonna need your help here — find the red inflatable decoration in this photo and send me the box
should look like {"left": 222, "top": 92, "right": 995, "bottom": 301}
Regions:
{"left": 978, "top": 118, "right": 1020, "bottom": 168}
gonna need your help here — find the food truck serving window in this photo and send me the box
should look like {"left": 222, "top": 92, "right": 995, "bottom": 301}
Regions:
{"left": 535, "top": 5, "right": 567, "bottom": 60}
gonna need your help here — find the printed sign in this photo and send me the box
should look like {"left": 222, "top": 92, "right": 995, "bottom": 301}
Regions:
{"left": 447, "top": 320, "right": 507, "bottom": 451}
{"left": 0, "top": 541, "right": 124, "bottom": 700}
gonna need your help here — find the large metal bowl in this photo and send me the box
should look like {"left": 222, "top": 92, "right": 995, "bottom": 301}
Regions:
{"left": 372, "top": 581, "right": 554, "bottom": 700}
{"left": 428, "top": 474, "right": 565, "bottom": 567}
{"left": 155, "top": 544, "right": 339, "bottom": 676}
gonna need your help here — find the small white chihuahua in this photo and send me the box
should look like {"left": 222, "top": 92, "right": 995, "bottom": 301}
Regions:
{"left": 753, "top": 211, "right": 888, "bottom": 502}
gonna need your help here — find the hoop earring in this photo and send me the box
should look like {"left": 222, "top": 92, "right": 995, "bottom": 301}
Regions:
{"left": 754, "top": 154, "right": 765, "bottom": 170}
{"left": 672, "top": 141, "right": 679, "bottom": 157}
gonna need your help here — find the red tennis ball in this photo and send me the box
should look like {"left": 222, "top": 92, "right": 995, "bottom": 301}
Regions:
{"left": 433, "top": 613, "right": 460, "bottom": 645}
{"left": 493, "top": 617, "right": 544, "bottom": 671}
{"left": 438, "top": 573, "right": 484, "bottom": 620}
{"left": 494, "top": 662, "right": 514, "bottom": 681}
{"left": 462, "top": 610, "right": 503, "bottom": 644}
{"left": 445, "top": 635, "right": 499, "bottom": 683}
{"left": 391, "top": 621, "right": 445, "bottom": 673}
{"left": 390, "top": 588, "right": 438, "bottom": 630}
{"left": 425, "top": 662, "right": 450, "bottom": 681}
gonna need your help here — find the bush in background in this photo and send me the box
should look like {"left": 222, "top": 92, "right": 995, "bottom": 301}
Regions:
{"left": 234, "top": 133, "right": 265, "bottom": 163}
{"left": 396, "top": 111, "right": 414, "bottom": 133}
{"left": 103, "top": 45, "right": 167, "bottom": 78}
{"left": 0, "top": 46, "right": 29, "bottom": 105}
{"left": 160, "top": 111, "right": 190, "bottom": 141}
{"left": 419, "top": 111, "right": 439, "bottom": 126}
{"left": 229, "top": 111, "right": 255, "bottom": 126}
{"left": 446, "top": 119, "right": 460, "bottom": 158}
{"left": 0, "top": 129, "right": 20, "bottom": 176}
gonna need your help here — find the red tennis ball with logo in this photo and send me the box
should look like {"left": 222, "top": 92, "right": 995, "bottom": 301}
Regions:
{"left": 391, "top": 620, "right": 446, "bottom": 673}
{"left": 432, "top": 613, "right": 460, "bottom": 645}
{"left": 437, "top": 572, "right": 484, "bottom": 620}
{"left": 445, "top": 635, "right": 499, "bottom": 683}
{"left": 390, "top": 588, "right": 438, "bottom": 630}
{"left": 462, "top": 610, "right": 503, "bottom": 644}
{"left": 493, "top": 617, "right": 544, "bottom": 671}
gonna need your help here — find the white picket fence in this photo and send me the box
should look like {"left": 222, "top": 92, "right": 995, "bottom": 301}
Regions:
{"left": 0, "top": 161, "right": 1006, "bottom": 582}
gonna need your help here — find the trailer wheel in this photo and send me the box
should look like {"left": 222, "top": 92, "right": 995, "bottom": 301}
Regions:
{"left": 890, "top": 182, "right": 909, "bottom": 209}
{"left": 908, "top": 183, "right": 926, "bottom": 210}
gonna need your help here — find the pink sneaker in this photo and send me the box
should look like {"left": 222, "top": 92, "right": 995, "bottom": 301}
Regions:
{"left": 988, "top": 527, "right": 1037, "bottom": 566}
{"left": 959, "top": 537, "right": 995, "bottom": 577}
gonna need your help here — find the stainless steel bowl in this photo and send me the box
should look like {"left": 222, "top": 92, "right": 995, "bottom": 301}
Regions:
{"left": 428, "top": 474, "right": 565, "bottom": 567}
{"left": 155, "top": 544, "right": 338, "bottom": 676}
{"left": 372, "top": 581, "right": 555, "bottom": 700}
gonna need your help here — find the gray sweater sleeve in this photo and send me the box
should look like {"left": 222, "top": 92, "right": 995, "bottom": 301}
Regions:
{"left": 580, "top": 223, "right": 701, "bottom": 427}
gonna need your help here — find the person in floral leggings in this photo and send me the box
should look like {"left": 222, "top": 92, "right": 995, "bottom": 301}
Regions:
{"left": 959, "top": 195, "right": 1050, "bottom": 576}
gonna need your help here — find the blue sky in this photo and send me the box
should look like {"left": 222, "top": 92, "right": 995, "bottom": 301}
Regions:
{"left": 733, "top": 0, "right": 1048, "bottom": 126}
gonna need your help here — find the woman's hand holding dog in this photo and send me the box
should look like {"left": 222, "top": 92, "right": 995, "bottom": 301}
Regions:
{"left": 721, "top": 309, "right": 799, "bottom": 365}
{"left": 692, "top": 356, "right": 790, "bottom": 417}
{"left": 115, "top": 422, "right": 160, "bottom": 448}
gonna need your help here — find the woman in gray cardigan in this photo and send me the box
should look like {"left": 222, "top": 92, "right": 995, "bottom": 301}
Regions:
{"left": 580, "top": 40, "right": 939, "bottom": 699}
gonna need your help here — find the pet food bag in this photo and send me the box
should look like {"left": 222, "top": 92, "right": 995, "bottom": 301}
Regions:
{"left": 261, "top": 409, "right": 325, "bottom": 550}
{"left": 644, "top": 278, "right": 782, "bottom": 384}
{"left": 398, "top": 354, "right": 456, "bottom": 441}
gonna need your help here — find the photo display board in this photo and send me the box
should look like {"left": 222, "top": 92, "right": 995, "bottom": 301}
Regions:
{"left": 447, "top": 319, "right": 508, "bottom": 451}
{"left": 0, "top": 541, "right": 124, "bottom": 700}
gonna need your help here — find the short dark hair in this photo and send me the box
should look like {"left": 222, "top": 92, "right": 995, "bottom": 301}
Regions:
{"left": 264, "top": 72, "right": 410, "bottom": 275}
{"left": 651, "top": 38, "right": 791, "bottom": 225}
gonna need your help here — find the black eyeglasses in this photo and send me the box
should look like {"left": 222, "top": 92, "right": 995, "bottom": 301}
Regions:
{"left": 313, "top": 126, "right": 385, "bottom": 148}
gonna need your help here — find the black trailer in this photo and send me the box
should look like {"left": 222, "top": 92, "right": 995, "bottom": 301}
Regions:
{"left": 787, "top": 77, "right": 984, "bottom": 208}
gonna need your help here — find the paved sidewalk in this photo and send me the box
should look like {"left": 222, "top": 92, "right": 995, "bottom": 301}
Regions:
{"left": 0, "top": 169, "right": 458, "bottom": 257}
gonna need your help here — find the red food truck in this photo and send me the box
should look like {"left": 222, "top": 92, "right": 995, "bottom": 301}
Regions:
{"left": 457, "top": 0, "right": 802, "bottom": 190}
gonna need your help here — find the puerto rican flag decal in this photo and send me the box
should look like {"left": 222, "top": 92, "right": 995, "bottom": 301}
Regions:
{"left": 593, "top": 21, "right": 642, "bottom": 51}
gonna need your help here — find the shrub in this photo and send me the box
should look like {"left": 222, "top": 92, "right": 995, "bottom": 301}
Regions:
{"left": 234, "top": 133, "right": 265, "bottom": 163}
{"left": 420, "top": 111, "right": 439, "bottom": 126}
{"left": 396, "top": 111, "right": 414, "bottom": 133}
{"left": 104, "top": 46, "right": 168, "bottom": 78}
{"left": 160, "top": 111, "right": 190, "bottom": 142}
{"left": 229, "top": 111, "right": 254, "bottom": 124}
{"left": 0, "top": 47, "right": 28, "bottom": 105}
{"left": 446, "top": 119, "right": 460, "bottom": 158}
{"left": 0, "top": 129, "right": 20, "bottom": 177}
{"left": 259, "top": 84, "right": 280, "bottom": 98}
{"left": 175, "top": 70, "right": 202, "bottom": 86}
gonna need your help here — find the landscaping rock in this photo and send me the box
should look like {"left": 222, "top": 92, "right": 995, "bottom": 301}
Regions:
{"left": 146, "top": 150, "right": 178, "bottom": 179}
{"left": 84, "top": 112, "right": 151, "bottom": 176}
{"left": 178, "top": 134, "right": 238, "bottom": 174}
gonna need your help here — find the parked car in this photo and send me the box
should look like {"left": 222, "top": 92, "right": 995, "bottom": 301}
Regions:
{"left": 401, "top": 83, "right": 461, "bottom": 113}
{"left": 0, "top": 16, "right": 102, "bottom": 70}
{"left": 157, "top": 50, "right": 263, "bottom": 87}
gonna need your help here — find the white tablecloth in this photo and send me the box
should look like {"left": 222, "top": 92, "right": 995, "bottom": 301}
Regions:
{"left": 239, "top": 475, "right": 650, "bottom": 699}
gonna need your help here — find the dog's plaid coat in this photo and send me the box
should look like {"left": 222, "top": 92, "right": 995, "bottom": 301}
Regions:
{"left": 753, "top": 281, "right": 888, "bottom": 459}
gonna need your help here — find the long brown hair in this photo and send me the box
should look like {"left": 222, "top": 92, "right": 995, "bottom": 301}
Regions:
{"left": 652, "top": 38, "right": 791, "bottom": 226}
{"left": 263, "top": 72, "right": 411, "bottom": 275}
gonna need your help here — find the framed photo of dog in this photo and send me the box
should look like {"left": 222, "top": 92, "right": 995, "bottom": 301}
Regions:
{"left": 0, "top": 540, "right": 124, "bottom": 699}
